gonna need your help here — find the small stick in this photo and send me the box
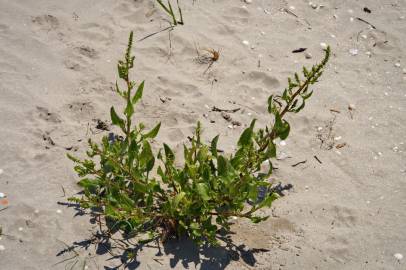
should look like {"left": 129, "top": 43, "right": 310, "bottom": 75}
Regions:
{"left": 356, "top": 17, "right": 377, "bottom": 29}
{"left": 137, "top": 25, "right": 174, "bottom": 42}
{"left": 212, "top": 106, "right": 240, "bottom": 113}
{"left": 330, "top": 109, "right": 341, "bottom": 113}
{"left": 61, "top": 185, "right": 66, "bottom": 197}
{"left": 313, "top": 155, "right": 322, "bottom": 164}
{"left": 292, "top": 160, "right": 307, "bottom": 167}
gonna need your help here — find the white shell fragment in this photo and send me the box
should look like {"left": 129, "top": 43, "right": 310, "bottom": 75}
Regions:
{"left": 56, "top": 209, "right": 62, "bottom": 214}
{"left": 349, "top": 48, "right": 359, "bottom": 56}
{"left": 394, "top": 253, "right": 403, "bottom": 260}
{"left": 279, "top": 140, "right": 287, "bottom": 146}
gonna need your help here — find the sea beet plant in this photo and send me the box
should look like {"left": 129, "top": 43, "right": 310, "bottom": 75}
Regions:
{"left": 68, "top": 32, "right": 330, "bottom": 246}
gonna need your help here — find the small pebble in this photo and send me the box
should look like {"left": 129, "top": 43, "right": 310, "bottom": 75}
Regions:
{"left": 242, "top": 40, "right": 250, "bottom": 46}
{"left": 317, "top": 126, "right": 323, "bottom": 131}
{"left": 305, "top": 52, "right": 313, "bottom": 59}
{"left": 0, "top": 193, "right": 5, "bottom": 198}
{"left": 349, "top": 48, "right": 359, "bottom": 56}
{"left": 228, "top": 125, "right": 233, "bottom": 129}
{"left": 334, "top": 136, "right": 342, "bottom": 141}
{"left": 18, "top": 227, "right": 23, "bottom": 232}
{"left": 0, "top": 169, "right": 3, "bottom": 175}
{"left": 231, "top": 216, "right": 238, "bottom": 220}
{"left": 394, "top": 253, "right": 403, "bottom": 261}
{"left": 34, "top": 209, "right": 39, "bottom": 214}
{"left": 350, "top": 17, "right": 354, "bottom": 22}
{"left": 402, "top": 68, "right": 406, "bottom": 74}
{"left": 56, "top": 209, "right": 62, "bottom": 214}
{"left": 365, "top": 51, "right": 371, "bottom": 57}
{"left": 0, "top": 245, "right": 5, "bottom": 251}
{"left": 348, "top": 104, "right": 356, "bottom": 110}
{"left": 320, "top": 42, "right": 328, "bottom": 49}
{"left": 394, "top": 62, "right": 401, "bottom": 68}
{"left": 361, "top": 34, "right": 368, "bottom": 39}
{"left": 244, "top": 0, "right": 252, "bottom": 3}
{"left": 289, "top": 6, "right": 295, "bottom": 10}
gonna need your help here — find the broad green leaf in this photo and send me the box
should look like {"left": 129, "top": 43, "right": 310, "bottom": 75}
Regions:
{"left": 197, "top": 183, "right": 210, "bottom": 201}
{"left": 266, "top": 141, "right": 276, "bottom": 158}
{"left": 124, "top": 98, "right": 134, "bottom": 118}
{"left": 210, "top": 135, "right": 219, "bottom": 157}
{"left": 163, "top": 143, "right": 175, "bottom": 163}
{"left": 143, "top": 122, "right": 161, "bottom": 139}
{"left": 259, "top": 193, "right": 279, "bottom": 208}
{"left": 110, "top": 107, "right": 125, "bottom": 128}
{"left": 132, "top": 81, "right": 144, "bottom": 104}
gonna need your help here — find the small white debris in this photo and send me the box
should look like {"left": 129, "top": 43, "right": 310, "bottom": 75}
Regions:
{"left": 348, "top": 104, "right": 356, "bottom": 110}
{"left": 204, "top": 104, "right": 210, "bottom": 110}
{"left": 18, "top": 227, "right": 23, "bottom": 232}
{"left": 378, "top": 152, "right": 383, "bottom": 156}
{"left": 317, "top": 126, "right": 323, "bottom": 131}
{"left": 395, "top": 62, "right": 401, "bottom": 68}
{"left": 335, "top": 150, "right": 342, "bottom": 155}
{"left": 305, "top": 52, "right": 313, "bottom": 59}
{"left": 320, "top": 42, "right": 328, "bottom": 49}
{"left": 242, "top": 40, "right": 250, "bottom": 46}
{"left": 349, "top": 48, "right": 359, "bottom": 56}
{"left": 247, "top": 112, "right": 252, "bottom": 116}
{"left": 279, "top": 140, "right": 287, "bottom": 146}
{"left": 366, "top": 200, "right": 370, "bottom": 204}
{"left": 394, "top": 253, "right": 403, "bottom": 261}
{"left": 393, "top": 146, "right": 399, "bottom": 152}
{"left": 334, "top": 136, "right": 342, "bottom": 141}
{"left": 231, "top": 216, "right": 238, "bottom": 220}
{"left": 228, "top": 125, "right": 234, "bottom": 129}
{"left": 34, "top": 209, "right": 39, "bottom": 214}
{"left": 0, "top": 169, "right": 3, "bottom": 175}
{"left": 361, "top": 34, "right": 368, "bottom": 39}
{"left": 333, "top": 14, "right": 338, "bottom": 19}
{"left": 350, "top": 17, "right": 354, "bottom": 22}
{"left": 330, "top": 34, "right": 336, "bottom": 38}
{"left": 0, "top": 245, "right": 5, "bottom": 251}
{"left": 305, "top": 185, "right": 309, "bottom": 190}
{"left": 402, "top": 68, "right": 406, "bottom": 74}
{"left": 84, "top": 266, "right": 89, "bottom": 270}
{"left": 203, "top": 113, "right": 208, "bottom": 118}
{"left": 244, "top": 0, "right": 252, "bottom": 3}
{"left": 0, "top": 193, "right": 5, "bottom": 198}
{"left": 289, "top": 6, "right": 295, "bottom": 10}
{"left": 260, "top": 31, "right": 266, "bottom": 35}
{"left": 56, "top": 209, "right": 62, "bottom": 214}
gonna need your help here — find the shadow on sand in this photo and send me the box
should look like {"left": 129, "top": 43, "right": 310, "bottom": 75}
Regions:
{"left": 56, "top": 203, "right": 269, "bottom": 270}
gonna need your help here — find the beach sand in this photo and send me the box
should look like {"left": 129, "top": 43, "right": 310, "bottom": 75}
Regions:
{"left": 0, "top": 0, "right": 405, "bottom": 269}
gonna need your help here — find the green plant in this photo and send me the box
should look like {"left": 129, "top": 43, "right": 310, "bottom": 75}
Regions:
{"left": 156, "top": 0, "right": 184, "bottom": 26}
{"left": 68, "top": 32, "right": 330, "bottom": 246}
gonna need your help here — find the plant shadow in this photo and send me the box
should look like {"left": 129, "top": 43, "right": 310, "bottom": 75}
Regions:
{"left": 56, "top": 218, "right": 268, "bottom": 269}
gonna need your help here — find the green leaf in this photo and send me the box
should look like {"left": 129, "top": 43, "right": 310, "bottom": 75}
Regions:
{"left": 210, "top": 135, "right": 219, "bottom": 157}
{"left": 217, "top": 155, "right": 227, "bottom": 176}
{"left": 132, "top": 81, "right": 144, "bottom": 104}
{"left": 110, "top": 107, "right": 125, "bottom": 128}
{"left": 250, "top": 216, "right": 269, "bottom": 224}
{"left": 266, "top": 140, "right": 276, "bottom": 158}
{"left": 174, "top": 192, "right": 186, "bottom": 208}
{"left": 274, "top": 113, "right": 290, "bottom": 140}
{"left": 267, "top": 95, "right": 273, "bottom": 114}
{"left": 259, "top": 193, "right": 279, "bottom": 208}
{"left": 124, "top": 98, "right": 134, "bottom": 118}
{"left": 143, "top": 122, "right": 161, "bottom": 139}
{"left": 197, "top": 183, "right": 210, "bottom": 201}
{"left": 163, "top": 143, "right": 175, "bottom": 163}
{"left": 238, "top": 120, "right": 256, "bottom": 147}
{"left": 140, "top": 141, "right": 155, "bottom": 172}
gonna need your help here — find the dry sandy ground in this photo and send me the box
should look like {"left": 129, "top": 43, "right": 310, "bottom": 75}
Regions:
{"left": 0, "top": 0, "right": 405, "bottom": 269}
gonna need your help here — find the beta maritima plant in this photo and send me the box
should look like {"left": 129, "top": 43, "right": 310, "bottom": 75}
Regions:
{"left": 68, "top": 32, "right": 330, "bottom": 246}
